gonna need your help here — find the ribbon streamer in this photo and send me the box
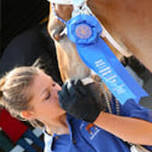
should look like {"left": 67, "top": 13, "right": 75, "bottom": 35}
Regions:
{"left": 66, "top": 14, "right": 148, "bottom": 104}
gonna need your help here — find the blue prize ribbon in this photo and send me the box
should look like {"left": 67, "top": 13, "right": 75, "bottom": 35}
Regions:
{"left": 66, "top": 14, "right": 148, "bottom": 104}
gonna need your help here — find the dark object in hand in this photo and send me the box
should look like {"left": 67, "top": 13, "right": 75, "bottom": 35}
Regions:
{"left": 58, "top": 79, "right": 106, "bottom": 122}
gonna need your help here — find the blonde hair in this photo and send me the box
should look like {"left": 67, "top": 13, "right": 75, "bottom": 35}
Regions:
{"left": 0, "top": 66, "right": 44, "bottom": 128}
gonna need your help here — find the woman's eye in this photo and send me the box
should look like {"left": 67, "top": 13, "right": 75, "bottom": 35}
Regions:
{"left": 45, "top": 92, "right": 51, "bottom": 100}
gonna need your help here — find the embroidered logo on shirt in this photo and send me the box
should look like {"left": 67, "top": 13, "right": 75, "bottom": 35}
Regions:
{"left": 89, "top": 127, "right": 100, "bottom": 140}
{"left": 83, "top": 123, "right": 101, "bottom": 140}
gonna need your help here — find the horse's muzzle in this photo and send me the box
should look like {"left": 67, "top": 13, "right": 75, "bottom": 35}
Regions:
{"left": 50, "top": 25, "right": 66, "bottom": 42}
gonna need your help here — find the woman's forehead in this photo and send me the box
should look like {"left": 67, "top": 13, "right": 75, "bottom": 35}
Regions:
{"left": 36, "top": 70, "right": 53, "bottom": 84}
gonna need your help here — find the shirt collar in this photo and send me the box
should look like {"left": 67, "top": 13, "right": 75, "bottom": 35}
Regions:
{"left": 43, "top": 113, "right": 75, "bottom": 151}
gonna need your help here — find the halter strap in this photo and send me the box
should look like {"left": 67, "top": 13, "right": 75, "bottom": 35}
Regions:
{"left": 47, "top": 0, "right": 73, "bottom": 5}
{"left": 51, "top": 0, "right": 92, "bottom": 24}
{"left": 48, "top": 0, "right": 87, "bottom": 5}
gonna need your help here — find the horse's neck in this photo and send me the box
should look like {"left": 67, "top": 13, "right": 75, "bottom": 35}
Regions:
{"left": 88, "top": 0, "right": 152, "bottom": 72}
{"left": 55, "top": 39, "right": 91, "bottom": 82}
{"left": 88, "top": 0, "right": 147, "bottom": 45}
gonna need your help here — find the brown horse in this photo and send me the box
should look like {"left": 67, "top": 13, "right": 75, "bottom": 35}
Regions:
{"left": 48, "top": 0, "right": 152, "bottom": 83}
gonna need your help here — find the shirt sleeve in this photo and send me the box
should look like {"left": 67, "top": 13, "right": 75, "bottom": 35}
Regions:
{"left": 120, "top": 99, "right": 152, "bottom": 122}
{"left": 120, "top": 99, "right": 152, "bottom": 150}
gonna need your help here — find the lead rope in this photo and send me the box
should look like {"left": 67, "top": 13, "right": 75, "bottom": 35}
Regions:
{"left": 100, "top": 82, "right": 120, "bottom": 115}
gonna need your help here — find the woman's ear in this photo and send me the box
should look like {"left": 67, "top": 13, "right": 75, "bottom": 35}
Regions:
{"left": 21, "top": 110, "right": 35, "bottom": 120}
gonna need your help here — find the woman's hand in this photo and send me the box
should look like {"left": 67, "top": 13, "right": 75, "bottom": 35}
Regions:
{"left": 58, "top": 79, "right": 106, "bottom": 122}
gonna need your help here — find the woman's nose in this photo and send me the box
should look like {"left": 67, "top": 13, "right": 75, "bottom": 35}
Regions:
{"left": 55, "top": 83, "right": 62, "bottom": 91}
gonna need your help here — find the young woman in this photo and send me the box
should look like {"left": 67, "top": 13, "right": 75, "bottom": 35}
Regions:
{"left": 0, "top": 66, "right": 152, "bottom": 152}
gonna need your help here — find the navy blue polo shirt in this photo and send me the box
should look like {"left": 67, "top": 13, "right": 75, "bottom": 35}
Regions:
{"left": 44, "top": 98, "right": 152, "bottom": 152}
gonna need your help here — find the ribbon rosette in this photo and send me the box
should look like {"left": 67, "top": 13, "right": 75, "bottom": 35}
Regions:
{"left": 67, "top": 15, "right": 102, "bottom": 45}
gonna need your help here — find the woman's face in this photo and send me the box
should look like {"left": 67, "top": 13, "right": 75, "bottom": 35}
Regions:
{"left": 28, "top": 70, "right": 65, "bottom": 123}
